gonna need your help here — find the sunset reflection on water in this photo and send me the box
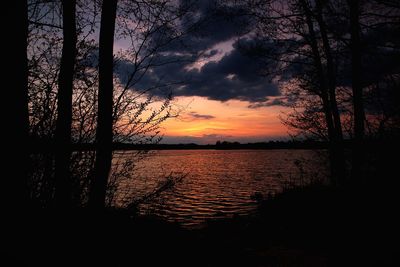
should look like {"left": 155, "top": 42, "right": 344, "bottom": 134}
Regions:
{"left": 114, "top": 149, "right": 326, "bottom": 228}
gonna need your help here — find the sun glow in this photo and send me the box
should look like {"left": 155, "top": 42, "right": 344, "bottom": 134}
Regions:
{"left": 161, "top": 96, "right": 289, "bottom": 143}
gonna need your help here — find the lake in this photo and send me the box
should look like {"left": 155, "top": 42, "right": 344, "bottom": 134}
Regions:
{"left": 113, "top": 149, "right": 327, "bottom": 228}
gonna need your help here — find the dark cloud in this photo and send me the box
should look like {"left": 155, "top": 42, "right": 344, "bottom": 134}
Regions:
{"left": 187, "top": 112, "right": 215, "bottom": 120}
{"left": 247, "top": 96, "right": 295, "bottom": 108}
{"left": 182, "top": 44, "right": 280, "bottom": 102}
{"left": 115, "top": 38, "right": 280, "bottom": 103}
{"left": 114, "top": 0, "right": 400, "bottom": 113}
{"left": 114, "top": 1, "right": 282, "bottom": 105}
{"left": 163, "top": 0, "right": 252, "bottom": 54}
{"left": 179, "top": 111, "right": 216, "bottom": 122}
{"left": 115, "top": 52, "right": 196, "bottom": 96}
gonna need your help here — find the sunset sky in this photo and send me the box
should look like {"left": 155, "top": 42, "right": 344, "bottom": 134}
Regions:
{"left": 160, "top": 96, "right": 290, "bottom": 144}
{"left": 115, "top": 1, "right": 292, "bottom": 144}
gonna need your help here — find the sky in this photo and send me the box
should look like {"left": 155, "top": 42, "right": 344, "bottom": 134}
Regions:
{"left": 114, "top": 0, "right": 292, "bottom": 144}
{"left": 161, "top": 96, "right": 290, "bottom": 144}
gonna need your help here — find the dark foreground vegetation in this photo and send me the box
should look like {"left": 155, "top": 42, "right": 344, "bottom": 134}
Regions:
{"left": 7, "top": 141, "right": 398, "bottom": 267}
{"left": 7, "top": 184, "right": 397, "bottom": 266}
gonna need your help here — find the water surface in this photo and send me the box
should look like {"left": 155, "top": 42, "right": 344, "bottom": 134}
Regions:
{"left": 115, "top": 149, "right": 326, "bottom": 228}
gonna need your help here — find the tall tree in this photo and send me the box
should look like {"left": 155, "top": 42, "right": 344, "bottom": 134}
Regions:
{"left": 89, "top": 0, "right": 118, "bottom": 209}
{"left": 299, "top": 0, "right": 345, "bottom": 185}
{"left": 224, "top": 0, "right": 346, "bottom": 182}
{"left": 349, "top": 0, "right": 365, "bottom": 180}
{"left": 315, "top": 0, "right": 343, "bottom": 140}
{"left": 6, "top": 1, "right": 30, "bottom": 208}
{"left": 26, "top": 0, "right": 181, "bottom": 206}
{"left": 314, "top": 0, "right": 346, "bottom": 184}
{"left": 55, "top": 0, "right": 77, "bottom": 208}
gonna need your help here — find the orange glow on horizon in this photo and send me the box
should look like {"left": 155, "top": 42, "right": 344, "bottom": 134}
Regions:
{"left": 161, "top": 96, "right": 289, "bottom": 142}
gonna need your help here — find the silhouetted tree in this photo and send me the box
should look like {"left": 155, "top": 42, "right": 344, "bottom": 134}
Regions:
{"left": 89, "top": 0, "right": 118, "bottom": 209}
{"left": 88, "top": 0, "right": 192, "bottom": 208}
{"left": 226, "top": 0, "right": 347, "bottom": 185}
{"left": 26, "top": 0, "right": 182, "bottom": 207}
{"left": 6, "top": 0, "right": 30, "bottom": 208}
{"left": 225, "top": 0, "right": 400, "bottom": 185}
{"left": 298, "top": 0, "right": 345, "bottom": 185}
{"left": 348, "top": 0, "right": 365, "bottom": 181}
{"left": 314, "top": 0, "right": 346, "bottom": 184}
{"left": 54, "top": 0, "right": 77, "bottom": 208}
{"left": 315, "top": 0, "right": 343, "bottom": 142}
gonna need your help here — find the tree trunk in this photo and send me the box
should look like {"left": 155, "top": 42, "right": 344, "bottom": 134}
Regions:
{"left": 300, "top": 0, "right": 343, "bottom": 186}
{"left": 315, "top": 0, "right": 346, "bottom": 185}
{"left": 6, "top": 1, "right": 30, "bottom": 209}
{"left": 55, "top": 0, "right": 77, "bottom": 208}
{"left": 89, "top": 0, "right": 118, "bottom": 209}
{"left": 349, "top": 0, "right": 365, "bottom": 181}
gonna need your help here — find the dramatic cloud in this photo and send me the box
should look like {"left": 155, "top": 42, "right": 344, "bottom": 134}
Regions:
{"left": 163, "top": 0, "right": 252, "bottom": 53}
{"left": 115, "top": 38, "right": 281, "bottom": 103}
{"left": 113, "top": 0, "right": 284, "bottom": 105}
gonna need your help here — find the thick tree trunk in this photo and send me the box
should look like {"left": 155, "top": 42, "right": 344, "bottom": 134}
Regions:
{"left": 315, "top": 0, "right": 346, "bottom": 185}
{"left": 89, "top": 0, "right": 118, "bottom": 209}
{"left": 300, "top": 0, "right": 343, "bottom": 186}
{"left": 55, "top": 0, "right": 77, "bottom": 208}
{"left": 349, "top": 0, "right": 365, "bottom": 181}
{"left": 6, "top": 1, "right": 30, "bottom": 209}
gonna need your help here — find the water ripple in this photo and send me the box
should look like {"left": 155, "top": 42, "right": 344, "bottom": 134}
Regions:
{"left": 115, "top": 149, "right": 327, "bottom": 228}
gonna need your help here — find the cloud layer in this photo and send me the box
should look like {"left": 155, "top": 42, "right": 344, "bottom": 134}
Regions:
{"left": 114, "top": 0, "right": 282, "bottom": 105}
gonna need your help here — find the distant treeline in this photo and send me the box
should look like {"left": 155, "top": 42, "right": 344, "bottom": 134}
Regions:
{"left": 96, "top": 140, "right": 327, "bottom": 150}
{"left": 27, "top": 139, "right": 325, "bottom": 151}
{"left": 27, "top": 138, "right": 398, "bottom": 152}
